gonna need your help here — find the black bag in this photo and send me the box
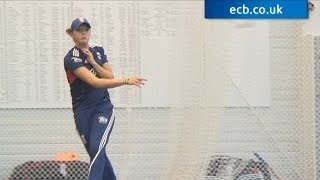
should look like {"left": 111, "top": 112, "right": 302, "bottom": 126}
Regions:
{"left": 206, "top": 155, "right": 271, "bottom": 180}
{"left": 9, "top": 160, "right": 89, "bottom": 180}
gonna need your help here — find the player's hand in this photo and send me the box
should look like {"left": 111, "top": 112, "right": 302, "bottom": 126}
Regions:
{"left": 81, "top": 48, "right": 96, "bottom": 65}
{"left": 126, "top": 77, "right": 147, "bottom": 87}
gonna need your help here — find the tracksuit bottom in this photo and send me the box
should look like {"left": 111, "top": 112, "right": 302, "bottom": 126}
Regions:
{"left": 74, "top": 101, "right": 116, "bottom": 180}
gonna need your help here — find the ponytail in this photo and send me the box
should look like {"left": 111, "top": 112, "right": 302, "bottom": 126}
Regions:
{"left": 65, "top": 28, "right": 72, "bottom": 35}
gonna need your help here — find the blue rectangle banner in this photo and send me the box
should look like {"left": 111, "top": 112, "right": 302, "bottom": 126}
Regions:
{"left": 205, "top": 0, "right": 308, "bottom": 19}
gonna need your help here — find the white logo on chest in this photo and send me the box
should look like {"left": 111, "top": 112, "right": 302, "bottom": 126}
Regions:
{"left": 96, "top": 52, "right": 101, "bottom": 60}
{"left": 89, "top": 68, "right": 97, "bottom": 76}
{"left": 72, "top": 57, "right": 82, "bottom": 62}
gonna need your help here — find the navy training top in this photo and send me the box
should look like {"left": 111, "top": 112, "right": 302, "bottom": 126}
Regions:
{"left": 64, "top": 45, "right": 111, "bottom": 111}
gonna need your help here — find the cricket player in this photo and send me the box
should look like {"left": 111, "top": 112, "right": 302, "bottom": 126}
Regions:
{"left": 64, "top": 17, "right": 146, "bottom": 180}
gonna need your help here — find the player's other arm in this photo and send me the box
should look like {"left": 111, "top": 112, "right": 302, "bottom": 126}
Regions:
{"left": 82, "top": 47, "right": 114, "bottom": 79}
{"left": 91, "top": 62, "right": 114, "bottom": 79}
{"left": 73, "top": 67, "right": 145, "bottom": 88}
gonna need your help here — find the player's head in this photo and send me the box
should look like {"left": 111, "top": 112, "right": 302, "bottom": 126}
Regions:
{"left": 66, "top": 17, "right": 91, "bottom": 46}
{"left": 309, "top": 1, "right": 315, "bottom": 12}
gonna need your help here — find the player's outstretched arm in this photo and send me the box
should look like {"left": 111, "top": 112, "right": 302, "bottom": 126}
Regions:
{"left": 73, "top": 67, "right": 146, "bottom": 88}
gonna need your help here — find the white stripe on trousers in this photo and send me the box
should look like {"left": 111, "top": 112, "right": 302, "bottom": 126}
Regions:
{"left": 88, "top": 109, "right": 115, "bottom": 175}
{"left": 99, "top": 111, "right": 115, "bottom": 150}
